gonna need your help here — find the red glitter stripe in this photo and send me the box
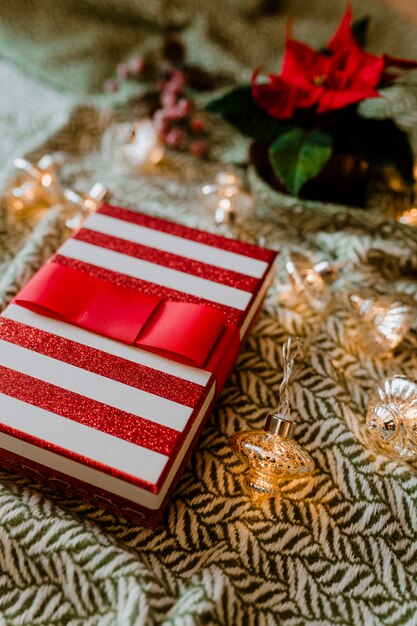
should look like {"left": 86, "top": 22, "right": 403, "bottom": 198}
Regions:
{"left": 0, "top": 448, "right": 162, "bottom": 526}
{"left": 0, "top": 317, "right": 203, "bottom": 408}
{"left": 0, "top": 421, "right": 159, "bottom": 493}
{"left": 0, "top": 364, "right": 179, "bottom": 457}
{"left": 54, "top": 255, "right": 245, "bottom": 327}
{"left": 99, "top": 204, "right": 276, "bottom": 263}
{"left": 76, "top": 228, "right": 259, "bottom": 293}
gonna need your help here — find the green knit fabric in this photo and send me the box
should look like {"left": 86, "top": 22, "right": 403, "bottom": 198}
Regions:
{"left": 0, "top": 2, "right": 417, "bottom": 625}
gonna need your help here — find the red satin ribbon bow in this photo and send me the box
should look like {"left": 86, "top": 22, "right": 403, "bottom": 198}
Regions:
{"left": 14, "top": 263, "right": 240, "bottom": 387}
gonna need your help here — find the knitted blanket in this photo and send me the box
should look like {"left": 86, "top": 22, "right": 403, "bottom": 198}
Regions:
{"left": 0, "top": 1, "right": 417, "bottom": 624}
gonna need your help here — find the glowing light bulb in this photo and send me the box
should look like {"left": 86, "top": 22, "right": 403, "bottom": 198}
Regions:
{"left": 6, "top": 154, "right": 63, "bottom": 216}
{"left": 41, "top": 173, "right": 53, "bottom": 188}
{"left": 201, "top": 170, "right": 253, "bottom": 225}
{"left": 64, "top": 183, "right": 110, "bottom": 229}
{"left": 398, "top": 207, "right": 417, "bottom": 227}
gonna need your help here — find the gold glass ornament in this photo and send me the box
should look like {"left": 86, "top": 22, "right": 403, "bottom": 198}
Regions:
{"left": 122, "top": 120, "right": 164, "bottom": 169}
{"left": 285, "top": 250, "right": 338, "bottom": 312}
{"left": 101, "top": 120, "right": 164, "bottom": 173}
{"left": 230, "top": 336, "right": 315, "bottom": 504}
{"left": 348, "top": 292, "right": 417, "bottom": 355}
{"left": 366, "top": 375, "right": 417, "bottom": 461}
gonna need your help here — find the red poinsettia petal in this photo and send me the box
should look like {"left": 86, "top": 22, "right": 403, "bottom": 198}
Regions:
{"left": 317, "top": 85, "right": 380, "bottom": 112}
{"left": 356, "top": 53, "right": 385, "bottom": 87}
{"left": 325, "top": 45, "right": 384, "bottom": 92}
{"left": 252, "top": 70, "right": 319, "bottom": 119}
{"left": 282, "top": 38, "right": 330, "bottom": 83}
{"left": 380, "top": 55, "right": 417, "bottom": 85}
{"left": 251, "top": 70, "right": 293, "bottom": 119}
{"left": 326, "top": 49, "right": 355, "bottom": 89}
{"left": 328, "top": 5, "right": 356, "bottom": 52}
{"left": 384, "top": 54, "right": 417, "bottom": 70}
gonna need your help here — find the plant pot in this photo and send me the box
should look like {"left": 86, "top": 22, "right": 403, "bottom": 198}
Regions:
{"left": 247, "top": 164, "right": 417, "bottom": 242}
{"left": 249, "top": 140, "right": 371, "bottom": 207}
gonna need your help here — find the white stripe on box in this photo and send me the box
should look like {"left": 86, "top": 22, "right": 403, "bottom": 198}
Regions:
{"left": 58, "top": 239, "right": 252, "bottom": 310}
{"left": 3, "top": 304, "right": 212, "bottom": 386}
{"left": 84, "top": 213, "right": 268, "bottom": 279}
{"left": 239, "top": 263, "right": 276, "bottom": 338}
{"left": 0, "top": 385, "right": 215, "bottom": 508}
{"left": 0, "top": 340, "right": 192, "bottom": 431}
{"left": 0, "top": 393, "right": 168, "bottom": 485}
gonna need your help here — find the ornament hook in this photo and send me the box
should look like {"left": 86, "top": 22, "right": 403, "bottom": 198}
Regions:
{"left": 276, "top": 335, "right": 304, "bottom": 417}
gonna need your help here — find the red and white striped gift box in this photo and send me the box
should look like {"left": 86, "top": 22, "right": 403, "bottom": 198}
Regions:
{"left": 0, "top": 204, "right": 277, "bottom": 527}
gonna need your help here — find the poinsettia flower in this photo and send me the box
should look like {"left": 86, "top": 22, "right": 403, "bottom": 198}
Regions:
{"left": 252, "top": 6, "right": 417, "bottom": 119}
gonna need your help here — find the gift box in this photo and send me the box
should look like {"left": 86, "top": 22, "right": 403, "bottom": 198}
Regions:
{"left": 0, "top": 204, "right": 277, "bottom": 527}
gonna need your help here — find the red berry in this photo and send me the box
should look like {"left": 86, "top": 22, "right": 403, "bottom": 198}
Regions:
{"left": 177, "top": 99, "right": 192, "bottom": 116}
{"left": 162, "top": 82, "right": 180, "bottom": 101}
{"left": 129, "top": 56, "right": 146, "bottom": 75}
{"left": 161, "top": 90, "right": 177, "bottom": 109}
{"left": 104, "top": 79, "right": 119, "bottom": 93}
{"left": 190, "top": 117, "right": 205, "bottom": 132}
{"left": 170, "top": 70, "right": 186, "bottom": 89}
{"left": 165, "top": 128, "right": 185, "bottom": 147}
{"left": 165, "top": 99, "right": 191, "bottom": 121}
{"left": 116, "top": 63, "right": 130, "bottom": 79}
{"left": 163, "top": 104, "right": 184, "bottom": 121}
{"left": 190, "top": 140, "right": 206, "bottom": 157}
{"left": 153, "top": 109, "right": 169, "bottom": 135}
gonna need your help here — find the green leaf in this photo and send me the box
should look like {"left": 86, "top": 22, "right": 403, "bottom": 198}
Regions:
{"left": 205, "top": 86, "right": 290, "bottom": 142}
{"left": 269, "top": 128, "right": 333, "bottom": 196}
{"left": 351, "top": 16, "right": 370, "bottom": 48}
